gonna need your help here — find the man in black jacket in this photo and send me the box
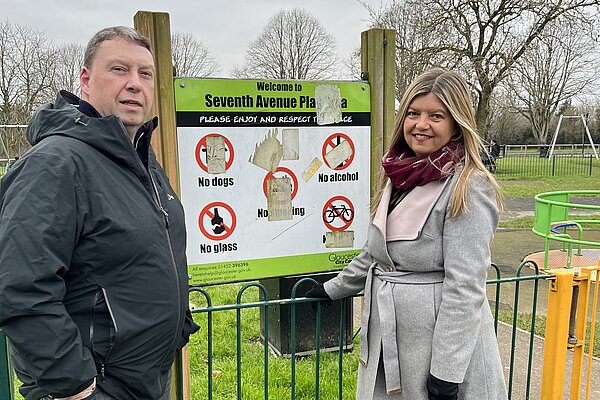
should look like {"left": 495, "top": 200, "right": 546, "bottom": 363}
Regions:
{"left": 0, "top": 26, "right": 198, "bottom": 400}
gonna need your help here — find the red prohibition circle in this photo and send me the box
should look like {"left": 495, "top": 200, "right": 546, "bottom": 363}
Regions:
{"left": 198, "top": 201, "right": 237, "bottom": 241}
{"left": 262, "top": 167, "right": 299, "bottom": 200}
{"left": 195, "top": 133, "right": 235, "bottom": 173}
{"left": 322, "top": 195, "right": 355, "bottom": 232}
{"left": 321, "top": 133, "right": 355, "bottom": 171}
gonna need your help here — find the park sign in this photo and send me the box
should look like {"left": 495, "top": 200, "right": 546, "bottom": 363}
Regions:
{"left": 175, "top": 78, "right": 371, "bottom": 285}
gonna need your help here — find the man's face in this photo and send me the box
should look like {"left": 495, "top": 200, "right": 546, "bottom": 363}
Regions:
{"left": 80, "top": 38, "right": 155, "bottom": 139}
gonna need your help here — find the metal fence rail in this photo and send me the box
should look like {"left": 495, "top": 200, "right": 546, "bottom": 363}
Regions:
{"left": 4, "top": 262, "right": 595, "bottom": 400}
{"left": 187, "top": 263, "right": 553, "bottom": 400}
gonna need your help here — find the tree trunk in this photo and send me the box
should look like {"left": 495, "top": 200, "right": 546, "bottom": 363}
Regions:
{"left": 475, "top": 88, "right": 492, "bottom": 139}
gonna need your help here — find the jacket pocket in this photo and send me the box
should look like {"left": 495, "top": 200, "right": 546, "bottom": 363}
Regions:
{"left": 89, "top": 288, "right": 118, "bottom": 373}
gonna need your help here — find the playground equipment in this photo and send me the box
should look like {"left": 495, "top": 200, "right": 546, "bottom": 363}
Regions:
{"left": 548, "top": 115, "right": 599, "bottom": 160}
{"left": 533, "top": 190, "right": 600, "bottom": 270}
{"left": 532, "top": 190, "right": 600, "bottom": 399}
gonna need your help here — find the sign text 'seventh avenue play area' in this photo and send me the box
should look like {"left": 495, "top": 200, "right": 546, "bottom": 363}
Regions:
{"left": 175, "top": 79, "right": 371, "bottom": 285}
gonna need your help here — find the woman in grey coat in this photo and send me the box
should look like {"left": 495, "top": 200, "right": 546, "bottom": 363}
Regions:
{"left": 307, "top": 69, "right": 507, "bottom": 400}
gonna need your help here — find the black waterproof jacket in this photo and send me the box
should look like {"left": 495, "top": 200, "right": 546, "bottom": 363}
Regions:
{"left": 0, "top": 91, "right": 198, "bottom": 400}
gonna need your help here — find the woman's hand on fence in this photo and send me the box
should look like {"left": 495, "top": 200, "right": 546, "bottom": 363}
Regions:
{"left": 426, "top": 373, "right": 458, "bottom": 400}
{"left": 305, "top": 283, "right": 333, "bottom": 309}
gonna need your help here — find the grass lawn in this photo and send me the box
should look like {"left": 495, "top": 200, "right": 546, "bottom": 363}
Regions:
{"left": 495, "top": 155, "right": 599, "bottom": 198}
{"left": 187, "top": 285, "right": 359, "bottom": 399}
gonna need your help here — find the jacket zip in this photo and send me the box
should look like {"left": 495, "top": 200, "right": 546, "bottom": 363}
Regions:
{"left": 88, "top": 288, "right": 119, "bottom": 383}
{"left": 131, "top": 124, "right": 183, "bottom": 393}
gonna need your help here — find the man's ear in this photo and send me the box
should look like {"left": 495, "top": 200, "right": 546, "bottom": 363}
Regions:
{"left": 80, "top": 67, "right": 91, "bottom": 98}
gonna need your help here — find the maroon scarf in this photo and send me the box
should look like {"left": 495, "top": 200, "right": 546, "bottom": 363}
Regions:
{"left": 382, "top": 139, "right": 465, "bottom": 191}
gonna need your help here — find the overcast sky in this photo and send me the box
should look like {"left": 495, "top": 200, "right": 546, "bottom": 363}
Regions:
{"left": 1, "top": 0, "right": 376, "bottom": 76}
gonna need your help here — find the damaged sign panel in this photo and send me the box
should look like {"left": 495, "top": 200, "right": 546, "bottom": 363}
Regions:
{"left": 176, "top": 78, "right": 370, "bottom": 285}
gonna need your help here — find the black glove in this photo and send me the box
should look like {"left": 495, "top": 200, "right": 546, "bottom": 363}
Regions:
{"left": 304, "top": 283, "right": 333, "bottom": 309}
{"left": 427, "top": 373, "right": 459, "bottom": 400}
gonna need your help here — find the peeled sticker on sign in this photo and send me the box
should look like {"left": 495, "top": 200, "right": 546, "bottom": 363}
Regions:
{"left": 324, "top": 231, "right": 354, "bottom": 248}
{"left": 315, "top": 84, "right": 342, "bottom": 125}
{"left": 302, "top": 157, "right": 323, "bottom": 182}
{"left": 267, "top": 176, "right": 292, "bottom": 221}
{"left": 249, "top": 128, "right": 283, "bottom": 172}
{"left": 206, "top": 135, "right": 226, "bottom": 174}
{"left": 324, "top": 139, "right": 353, "bottom": 169}
{"left": 282, "top": 128, "right": 299, "bottom": 160}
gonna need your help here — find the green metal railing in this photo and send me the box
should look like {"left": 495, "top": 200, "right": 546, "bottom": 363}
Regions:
{"left": 186, "top": 263, "right": 552, "bottom": 400}
{"left": 1, "top": 264, "right": 557, "bottom": 400}
{"left": 488, "top": 261, "right": 552, "bottom": 399}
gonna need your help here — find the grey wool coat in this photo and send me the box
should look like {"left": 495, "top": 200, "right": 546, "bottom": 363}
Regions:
{"left": 324, "top": 170, "right": 508, "bottom": 400}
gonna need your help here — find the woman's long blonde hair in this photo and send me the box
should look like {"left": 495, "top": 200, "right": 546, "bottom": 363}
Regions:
{"left": 372, "top": 68, "right": 503, "bottom": 217}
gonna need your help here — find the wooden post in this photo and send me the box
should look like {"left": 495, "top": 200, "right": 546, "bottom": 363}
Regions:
{"left": 359, "top": 27, "right": 396, "bottom": 352}
{"left": 360, "top": 28, "right": 396, "bottom": 201}
{"left": 133, "top": 10, "right": 180, "bottom": 194}
{"left": 133, "top": 11, "right": 189, "bottom": 400}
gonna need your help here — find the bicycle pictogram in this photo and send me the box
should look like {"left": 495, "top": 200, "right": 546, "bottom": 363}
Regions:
{"left": 322, "top": 204, "right": 354, "bottom": 224}
{"left": 322, "top": 196, "right": 355, "bottom": 232}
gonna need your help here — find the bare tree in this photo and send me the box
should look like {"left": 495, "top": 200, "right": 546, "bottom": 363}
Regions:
{"left": 233, "top": 8, "right": 337, "bottom": 80}
{"left": 171, "top": 31, "right": 219, "bottom": 77}
{"left": 50, "top": 42, "right": 84, "bottom": 95}
{"left": 507, "top": 19, "right": 598, "bottom": 144}
{"left": 341, "top": 47, "right": 362, "bottom": 81}
{"left": 368, "top": 0, "right": 600, "bottom": 137}
{"left": 0, "top": 20, "right": 55, "bottom": 125}
{"left": 362, "top": 1, "right": 461, "bottom": 96}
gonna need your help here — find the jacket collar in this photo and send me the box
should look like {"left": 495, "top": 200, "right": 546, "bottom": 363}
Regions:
{"left": 373, "top": 178, "right": 450, "bottom": 240}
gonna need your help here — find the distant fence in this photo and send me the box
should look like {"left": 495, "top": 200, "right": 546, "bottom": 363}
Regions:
{"left": 502, "top": 144, "right": 600, "bottom": 158}
{"left": 494, "top": 154, "right": 596, "bottom": 178}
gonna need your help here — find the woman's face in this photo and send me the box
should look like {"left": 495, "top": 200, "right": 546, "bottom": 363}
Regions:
{"left": 403, "top": 92, "right": 456, "bottom": 157}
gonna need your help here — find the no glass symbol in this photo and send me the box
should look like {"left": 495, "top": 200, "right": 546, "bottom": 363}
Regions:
{"left": 198, "top": 201, "right": 237, "bottom": 241}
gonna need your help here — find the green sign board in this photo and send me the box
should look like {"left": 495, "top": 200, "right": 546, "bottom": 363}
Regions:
{"left": 175, "top": 79, "right": 370, "bottom": 286}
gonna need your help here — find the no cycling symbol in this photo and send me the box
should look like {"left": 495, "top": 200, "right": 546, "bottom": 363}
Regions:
{"left": 195, "top": 133, "right": 235, "bottom": 173}
{"left": 198, "top": 201, "right": 237, "bottom": 241}
{"left": 262, "top": 167, "right": 299, "bottom": 200}
{"left": 322, "top": 195, "right": 354, "bottom": 232}
{"left": 322, "top": 132, "right": 355, "bottom": 170}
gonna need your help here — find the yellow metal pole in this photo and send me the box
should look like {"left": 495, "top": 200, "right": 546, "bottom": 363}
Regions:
{"left": 583, "top": 265, "right": 600, "bottom": 400}
{"left": 541, "top": 269, "right": 575, "bottom": 400}
{"left": 569, "top": 271, "right": 590, "bottom": 397}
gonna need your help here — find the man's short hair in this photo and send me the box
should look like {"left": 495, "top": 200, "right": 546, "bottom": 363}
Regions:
{"left": 83, "top": 26, "right": 153, "bottom": 68}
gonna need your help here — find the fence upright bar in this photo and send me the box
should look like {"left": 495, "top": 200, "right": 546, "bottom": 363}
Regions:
{"left": 338, "top": 299, "right": 346, "bottom": 399}
{"left": 526, "top": 261, "right": 542, "bottom": 399}
{"left": 569, "top": 271, "right": 591, "bottom": 398}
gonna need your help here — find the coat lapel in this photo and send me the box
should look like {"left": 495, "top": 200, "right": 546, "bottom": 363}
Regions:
{"left": 373, "top": 179, "right": 450, "bottom": 241}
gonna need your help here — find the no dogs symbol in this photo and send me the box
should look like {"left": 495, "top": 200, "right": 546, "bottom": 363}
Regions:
{"left": 195, "top": 133, "right": 235, "bottom": 173}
